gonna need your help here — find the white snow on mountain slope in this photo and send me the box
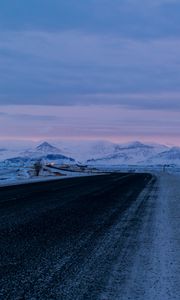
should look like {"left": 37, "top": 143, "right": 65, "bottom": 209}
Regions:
{"left": 59, "top": 140, "right": 169, "bottom": 162}
{"left": 145, "top": 147, "right": 180, "bottom": 165}
{"left": 1, "top": 140, "right": 180, "bottom": 167}
{"left": 21, "top": 142, "right": 65, "bottom": 158}
{"left": 53, "top": 140, "right": 119, "bottom": 162}
{"left": 119, "top": 141, "right": 168, "bottom": 152}
{"left": 0, "top": 142, "right": 75, "bottom": 168}
{"left": 36, "top": 142, "right": 61, "bottom": 153}
{"left": 87, "top": 141, "right": 171, "bottom": 165}
{"left": 0, "top": 149, "right": 22, "bottom": 162}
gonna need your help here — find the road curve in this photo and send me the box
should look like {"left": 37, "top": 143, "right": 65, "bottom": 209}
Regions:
{"left": 0, "top": 173, "right": 155, "bottom": 299}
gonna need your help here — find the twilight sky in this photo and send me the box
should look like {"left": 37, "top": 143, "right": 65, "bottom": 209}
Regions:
{"left": 0, "top": 0, "right": 180, "bottom": 144}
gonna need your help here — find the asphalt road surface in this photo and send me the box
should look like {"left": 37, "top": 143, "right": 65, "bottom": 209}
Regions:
{"left": 0, "top": 173, "right": 179, "bottom": 299}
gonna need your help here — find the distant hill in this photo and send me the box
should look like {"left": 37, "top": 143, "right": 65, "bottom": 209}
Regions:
{"left": 1, "top": 140, "right": 180, "bottom": 166}
{"left": 145, "top": 147, "right": 180, "bottom": 165}
{"left": 36, "top": 142, "right": 62, "bottom": 154}
{"left": 2, "top": 142, "right": 75, "bottom": 166}
{"left": 87, "top": 141, "right": 171, "bottom": 165}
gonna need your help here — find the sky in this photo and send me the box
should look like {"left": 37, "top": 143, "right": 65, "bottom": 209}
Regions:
{"left": 0, "top": 0, "right": 180, "bottom": 145}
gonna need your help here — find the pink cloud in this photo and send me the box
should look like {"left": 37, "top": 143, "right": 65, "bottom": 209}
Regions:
{"left": 0, "top": 105, "right": 180, "bottom": 145}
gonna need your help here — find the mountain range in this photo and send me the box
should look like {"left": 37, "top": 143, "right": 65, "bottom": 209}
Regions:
{"left": 86, "top": 141, "right": 171, "bottom": 165}
{"left": 1, "top": 140, "right": 180, "bottom": 166}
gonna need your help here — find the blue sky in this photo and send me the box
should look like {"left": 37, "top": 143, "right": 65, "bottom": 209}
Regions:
{"left": 0, "top": 0, "right": 180, "bottom": 143}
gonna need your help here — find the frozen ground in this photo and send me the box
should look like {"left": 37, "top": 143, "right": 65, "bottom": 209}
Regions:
{"left": 0, "top": 167, "right": 98, "bottom": 187}
{"left": 100, "top": 173, "right": 180, "bottom": 300}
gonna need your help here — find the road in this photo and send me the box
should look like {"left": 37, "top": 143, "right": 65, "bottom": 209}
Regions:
{"left": 0, "top": 173, "right": 179, "bottom": 299}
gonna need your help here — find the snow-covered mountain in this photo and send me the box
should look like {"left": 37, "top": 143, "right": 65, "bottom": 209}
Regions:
{"left": 36, "top": 142, "right": 62, "bottom": 154}
{"left": 87, "top": 141, "right": 170, "bottom": 165}
{"left": 1, "top": 142, "right": 75, "bottom": 167}
{"left": 51, "top": 140, "right": 117, "bottom": 162}
{"left": 1, "top": 140, "right": 180, "bottom": 167}
{"left": 145, "top": 147, "right": 180, "bottom": 165}
{"left": 0, "top": 148, "right": 22, "bottom": 162}
{"left": 64, "top": 140, "right": 161, "bottom": 162}
{"left": 21, "top": 142, "right": 64, "bottom": 158}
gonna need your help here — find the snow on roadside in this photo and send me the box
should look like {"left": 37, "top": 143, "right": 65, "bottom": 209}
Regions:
{"left": 124, "top": 173, "right": 180, "bottom": 300}
{"left": 126, "top": 173, "right": 180, "bottom": 300}
{"left": 149, "top": 173, "right": 180, "bottom": 299}
{"left": 0, "top": 169, "right": 103, "bottom": 188}
{"left": 100, "top": 173, "right": 180, "bottom": 300}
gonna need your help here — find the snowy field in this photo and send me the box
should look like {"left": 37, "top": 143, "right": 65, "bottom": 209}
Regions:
{"left": 0, "top": 166, "right": 100, "bottom": 187}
